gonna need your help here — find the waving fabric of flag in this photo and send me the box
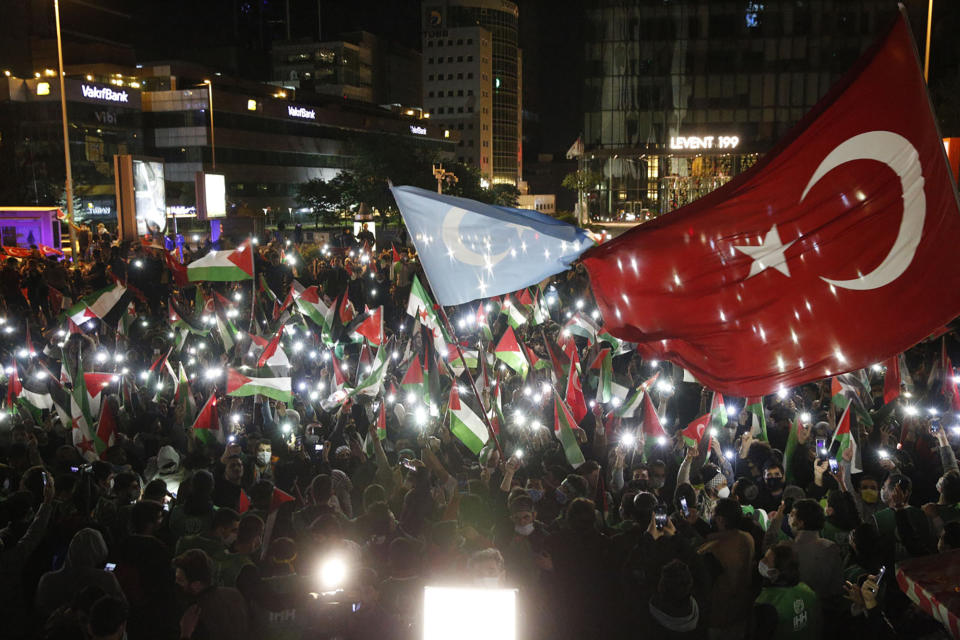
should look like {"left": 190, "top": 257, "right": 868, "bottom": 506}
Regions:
{"left": 581, "top": 13, "right": 960, "bottom": 396}
{"left": 391, "top": 185, "right": 594, "bottom": 306}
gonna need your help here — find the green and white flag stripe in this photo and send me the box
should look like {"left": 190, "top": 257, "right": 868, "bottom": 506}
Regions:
{"left": 553, "top": 390, "right": 585, "bottom": 468}
{"left": 350, "top": 342, "right": 391, "bottom": 398}
{"left": 226, "top": 369, "right": 292, "bottom": 403}
{"left": 448, "top": 384, "right": 489, "bottom": 455}
{"left": 188, "top": 245, "right": 254, "bottom": 282}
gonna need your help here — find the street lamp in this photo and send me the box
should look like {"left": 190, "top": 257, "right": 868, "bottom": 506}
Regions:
{"left": 432, "top": 164, "right": 457, "bottom": 194}
{"left": 924, "top": 0, "right": 933, "bottom": 82}
{"left": 202, "top": 79, "right": 216, "bottom": 169}
{"left": 53, "top": 0, "right": 79, "bottom": 261}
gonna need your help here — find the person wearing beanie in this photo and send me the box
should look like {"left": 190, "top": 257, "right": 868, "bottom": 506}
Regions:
{"left": 645, "top": 559, "right": 705, "bottom": 638}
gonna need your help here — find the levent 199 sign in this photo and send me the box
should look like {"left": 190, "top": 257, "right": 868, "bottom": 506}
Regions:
{"left": 669, "top": 135, "right": 740, "bottom": 150}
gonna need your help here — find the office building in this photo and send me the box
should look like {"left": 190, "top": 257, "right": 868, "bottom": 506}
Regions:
{"left": 0, "top": 62, "right": 454, "bottom": 224}
{"left": 583, "top": 0, "right": 894, "bottom": 221}
{"left": 272, "top": 31, "right": 422, "bottom": 107}
{"left": 422, "top": 0, "right": 521, "bottom": 186}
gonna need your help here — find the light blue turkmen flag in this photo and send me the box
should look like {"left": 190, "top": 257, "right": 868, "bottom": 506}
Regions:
{"left": 391, "top": 185, "right": 594, "bottom": 306}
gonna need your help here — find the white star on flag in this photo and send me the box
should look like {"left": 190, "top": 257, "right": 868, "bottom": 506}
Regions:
{"left": 734, "top": 224, "right": 795, "bottom": 278}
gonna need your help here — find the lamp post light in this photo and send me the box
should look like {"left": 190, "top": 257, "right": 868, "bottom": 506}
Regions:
{"left": 53, "top": 0, "right": 79, "bottom": 261}
{"left": 202, "top": 79, "right": 216, "bottom": 169}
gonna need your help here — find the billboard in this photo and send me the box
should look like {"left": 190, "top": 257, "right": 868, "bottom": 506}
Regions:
{"left": 133, "top": 159, "right": 166, "bottom": 234}
{"left": 195, "top": 172, "right": 226, "bottom": 220}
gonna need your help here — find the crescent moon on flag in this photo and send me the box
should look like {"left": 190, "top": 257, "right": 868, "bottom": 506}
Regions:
{"left": 441, "top": 207, "right": 511, "bottom": 267}
{"left": 800, "top": 130, "right": 925, "bottom": 291}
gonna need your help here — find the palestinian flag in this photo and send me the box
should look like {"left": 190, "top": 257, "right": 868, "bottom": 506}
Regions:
{"left": 448, "top": 383, "right": 489, "bottom": 456}
{"left": 331, "top": 353, "right": 350, "bottom": 390}
{"left": 831, "top": 374, "right": 874, "bottom": 427}
{"left": 226, "top": 368, "right": 292, "bottom": 403}
{"left": 708, "top": 391, "right": 728, "bottom": 432}
{"left": 407, "top": 275, "right": 447, "bottom": 351}
{"left": 256, "top": 325, "right": 284, "bottom": 369}
{"left": 564, "top": 360, "right": 588, "bottom": 425}
{"left": 192, "top": 393, "right": 222, "bottom": 444}
{"left": 175, "top": 362, "right": 197, "bottom": 423}
{"left": 681, "top": 413, "right": 710, "bottom": 448}
{"left": 542, "top": 331, "right": 569, "bottom": 381}
{"left": 66, "top": 284, "right": 127, "bottom": 325}
{"left": 476, "top": 303, "right": 494, "bottom": 342}
{"left": 8, "top": 361, "right": 53, "bottom": 413}
{"left": 293, "top": 284, "right": 331, "bottom": 331}
{"left": 615, "top": 372, "right": 659, "bottom": 419}
{"left": 563, "top": 312, "right": 600, "bottom": 344}
{"left": 446, "top": 344, "right": 478, "bottom": 376}
{"left": 364, "top": 401, "right": 389, "bottom": 457}
{"left": 830, "top": 403, "right": 861, "bottom": 473}
{"left": 350, "top": 341, "right": 391, "bottom": 398}
{"left": 213, "top": 296, "right": 241, "bottom": 354}
{"left": 597, "top": 328, "right": 626, "bottom": 355}
{"left": 640, "top": 390, "right": 667, "bottom": 440}
{"left": 187, "top": 242, "right": 254, "bottom": 281}
{"left": 531, "top": 288, "right": 550, "bottom": 325}
{"left": 401, "top": 355, "right": 426, "bottom": 398}
{"left": 745, "top": 396, "right": 768, "bottom": 441}
{"left": 501, "top": 294, "right": 527, "bottom": 329}
{"left": 588, "top": 347, "right": 613, "bottom": 403}
{"left": 249, "top": 332, "right": 291, "bottom": 374}
{"left": 553, "top": 389, "right": 586, "bottom": 468}
{"left": 48, "top": 286, "right": 69, "bottom": 316}
{"left": 488, "top": 372, "right": 505, "bottom": 435}
{"left": 83, "top": 373, "right": 115, "bottom": 419}
{"left": 350, "top": 306, "right": 384, "bottom": 346}
{"left": 494, "top": 326, "right": 528, "bottom": 378}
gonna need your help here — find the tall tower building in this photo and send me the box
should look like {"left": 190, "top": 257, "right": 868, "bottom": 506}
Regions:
{"left": 422, "top": 0, "right": 521, "bottom": 186}
{"left": 583, "top": 0, "right": 893, "bottom": 221}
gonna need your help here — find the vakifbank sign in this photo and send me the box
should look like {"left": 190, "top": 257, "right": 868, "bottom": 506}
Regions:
{"left": 287, "top": 104, "right": 316, "bottom": 120}
{"left": 67, "top": 80, "right": 141, "bottom": 108}
{"left": 81, "top": 84, "right": 129, "bottom": 103}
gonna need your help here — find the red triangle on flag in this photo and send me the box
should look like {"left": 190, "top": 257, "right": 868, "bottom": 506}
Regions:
{"left": 226, "top": 241, "right": 254, "bottom": 277}
{"left": 257, "top": 326, "right": 284, "bottom": 368}
{"left": 495, "top": 326, "right": 522, "bottom": 355}
{"left": 392, "top": 245, "right": 402, "bottom": 262}
{"left": 354, "top": 306, "right": 383, "bottom": 346}
{"left": 96, "top": 399, "right": 117, "bottom": 456}
{"left": 401, "top": 355, "right": 424, "bottom": 387}
{"left": 448, "top": 382, "right": 462, "bottom": 411}
{"left": 640, "top": 391, "right": 667, "bottom": 438}
{"left": 226, "top": 368, "right": 253, "bottom": 394}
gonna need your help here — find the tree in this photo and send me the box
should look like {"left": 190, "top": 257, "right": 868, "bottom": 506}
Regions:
{"left": 561, "top": 169, "right": 604, "bottom": 224}
{"left": 296, "top": 174, "right": 347, "bottom": 226}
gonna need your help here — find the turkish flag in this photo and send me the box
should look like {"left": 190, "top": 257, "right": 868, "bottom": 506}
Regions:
{"left": 582, "top": 13, "right": 960, "bottom": 396}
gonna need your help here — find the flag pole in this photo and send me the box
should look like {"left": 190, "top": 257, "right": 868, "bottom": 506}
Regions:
{"left": 435, "top": 305, "right": 504, "bottom": 458}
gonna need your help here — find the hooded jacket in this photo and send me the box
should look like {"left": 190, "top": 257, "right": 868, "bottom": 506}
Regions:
{"left": 34, "top": 528, "right": 126, "bottom": 616}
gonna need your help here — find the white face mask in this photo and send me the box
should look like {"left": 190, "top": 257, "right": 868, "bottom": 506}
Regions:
{"left": 717, "top": 486, "right": 731, "bottom": 499}
{"left": 514, "top": 522, "right": 535, "bottom": 536}
{"left": 758, "top": 560, "right": 779, "bottom": 582}
{"left": 257, "top": 451, "right": 271, "bottom": 466}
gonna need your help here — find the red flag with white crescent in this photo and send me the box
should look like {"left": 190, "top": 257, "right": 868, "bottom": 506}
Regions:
{"left": 582, "top": 13, "right": 960, "bottom": 396}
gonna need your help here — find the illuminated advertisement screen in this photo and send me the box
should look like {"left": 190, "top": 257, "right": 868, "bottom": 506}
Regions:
{"left": 204, "top": 173, "right": 226, "bottom": 218}
{"left": 133, "top": 159, "right": 166, "bottom": 234}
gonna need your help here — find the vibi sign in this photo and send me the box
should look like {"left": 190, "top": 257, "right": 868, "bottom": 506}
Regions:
{"left": 670, "top": 135, "right": 740, "bottom": 150}
{"left": 287, "top": 105, "right": 316, "bottom": 120}
{"left": 81, "top": 83, "right": 130, "bottom": 104}
{"left": 409, "top": 125, "right": 428, "bottom": 136}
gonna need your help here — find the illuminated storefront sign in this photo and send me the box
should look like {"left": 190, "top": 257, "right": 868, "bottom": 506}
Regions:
{"left": 287, "top": 105, "right": 316, "bottom": 120}
{"left": 669, "top": 135, "right": 740, "bottom": 150}
{"left": 81, "top": 83, "right": 130, "bottom": 103}
{"left": 409, "top": 125, "right": 428, "bottom": 136}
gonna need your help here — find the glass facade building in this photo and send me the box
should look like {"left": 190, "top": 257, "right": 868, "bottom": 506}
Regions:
{"left": 423, "top": 0, "right": 522, "bottom": 185}
{"left": 583, "top": 0, "right": 894, "bottom": 221}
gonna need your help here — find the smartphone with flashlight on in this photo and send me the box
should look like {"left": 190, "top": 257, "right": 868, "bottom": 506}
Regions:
{"left": 105, "top": 562, "right": 116, "bottom": 572}
{"left": 816, "top": 438, "right": 827, "bottom": 461}
{"left": 931, "top": 417, "right": 942, "bottom": 433}
{"left": 655, "top": 505, "right": 668, "bottom": 530}
{"left": 828, "top": 459, "right": 839, "bottom": 474}
{"left": 679, "top": 497, "right": 690, "bottom": 518}
{"left": 876, "top": 565, "right": 887, "bottom": 585}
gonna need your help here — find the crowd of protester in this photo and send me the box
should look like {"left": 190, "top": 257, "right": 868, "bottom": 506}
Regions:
{"left": 0, "top": 224, "right": 958, "bottom": 640}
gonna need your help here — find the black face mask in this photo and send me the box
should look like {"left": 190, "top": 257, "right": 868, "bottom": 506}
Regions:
{"left": 765, "top": 477, "right": 784, "bottom": 491}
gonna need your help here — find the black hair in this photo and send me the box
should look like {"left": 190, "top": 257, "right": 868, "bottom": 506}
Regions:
{"left": 211, "top": 507, "right": 240, "bottom": 531}
{"left": 792, "top": 499, "right": 825, "bottom": 531}
{"left": 130, "top": 501, "right": 164, "bottom": 534}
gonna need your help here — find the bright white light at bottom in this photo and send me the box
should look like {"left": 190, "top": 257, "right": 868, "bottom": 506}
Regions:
{"left": 424, "top": 586, "right": 516, "bottom": 640}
